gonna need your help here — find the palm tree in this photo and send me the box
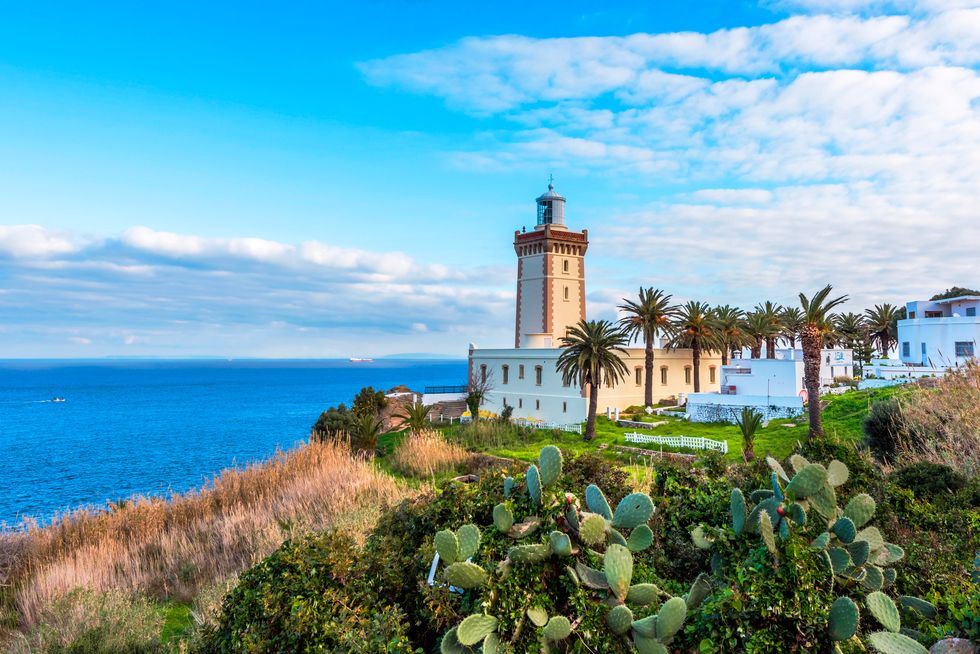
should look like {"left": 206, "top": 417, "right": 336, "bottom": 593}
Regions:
{"left": 558, "top": 320, "right": 630, "bottom": 441}
{"left": 834, "top": 312, "right": 866, "bottom": 350}
{"left": 755, "top": 301, "right": 784, "bottom": 358}
{"left": 799, "top": 285, "right": 849, "bottom": 440}
{"left": 395, "top": 400, "right": 432, "bottom": 435}
{"left": 667, "top": 301, "right": 717, "bottom": 393}
{"left": 865, "top": 304, "right": 900, "bottom": 357}
{"left": 711, "top": 305, "right": 747, "bottom": 365}
{"left": 618, "top": 288, "right": 677, "bottom": 408}
{"left": 352, "top": 412, "right": 384, "bottom": 453}
{"left": 735, "top": 406, "right": 764, "bottom": 462}
{"left": 742, "top": 311, "right": 776, "bottom": 359}
{"left": 780, "top": 307, "right": 805, "bottom": 349}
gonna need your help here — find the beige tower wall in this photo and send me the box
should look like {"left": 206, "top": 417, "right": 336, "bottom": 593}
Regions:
{"left": 546, "top": 249, "right": 585, "bottom": 344}
{"left": 517, "top": 253, "right": 546, "bottom": 345}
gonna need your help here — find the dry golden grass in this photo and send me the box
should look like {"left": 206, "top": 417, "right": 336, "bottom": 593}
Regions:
{"left": 897, "top": 360, "right": 980, "bottom": 476}
{"left": 390, "top": 429, "right": 471, "bottom": 478}
{"left": 0, "top": 439, "right": 416, "bottom": 628}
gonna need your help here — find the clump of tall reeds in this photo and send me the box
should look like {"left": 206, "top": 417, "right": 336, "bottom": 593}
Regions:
{"left": 896, "top": 360, "right": 980, "bottom": 476}
{"left": 0, "top": 439, "right": 415, "bottom": 628}
{"left": 390, "top": 430, "right": 471, "bottom": 478}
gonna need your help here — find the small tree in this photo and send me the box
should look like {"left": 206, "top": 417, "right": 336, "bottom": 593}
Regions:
{"left": 734, "top": 406, "right": 764, "bottom": 462}
{"left": 310, "top": 403, "right": 357, "bottom": 441}
{"left": 352, "top": 386, "right": 387, "bottom": 419}
{"left": 557, "top": 320, "right": 630, "bottom": 441}
{"left": 465, "top": 368, "right": 494, "bottom": 422}
{"left": 800, "top": 285, "right": 849, "bottom": 440}
{"left": 352, "top": 412, "right": 383, "bottom": 453}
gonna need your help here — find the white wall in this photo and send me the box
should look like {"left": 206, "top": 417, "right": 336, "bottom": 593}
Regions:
{"left": 897, "top": 316, "right": 980, "bottom": 367}
{"left": 687, "top": 393, "right": 804, "bottom": 423}
{"left": 721, "top": 359, "right": 805, "bottom": 397}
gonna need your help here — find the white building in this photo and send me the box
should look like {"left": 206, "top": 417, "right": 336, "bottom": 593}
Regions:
{"left": 774, "top": 348, "right": 854, "bottom": 385}
{"left": 898, "top": 296, "right": 980, "bottom": 368}
{"left": 463, "top": 183, "right": 721, "bottom": 425}
{"left": 687, "top": 357, "right": 805, "bottom": 423}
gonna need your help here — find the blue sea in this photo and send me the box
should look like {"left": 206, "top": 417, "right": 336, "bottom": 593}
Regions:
{"left": 0, "top": 359, "right": 467, "bottom": 527}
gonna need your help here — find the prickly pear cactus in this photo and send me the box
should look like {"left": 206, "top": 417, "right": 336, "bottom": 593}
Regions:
{"left": 430, "top": 444, "right": 702, "bottom": 653}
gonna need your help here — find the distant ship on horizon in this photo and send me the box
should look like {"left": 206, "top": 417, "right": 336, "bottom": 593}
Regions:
{"left": 349, "top": 357, "right": 374, "bottom": 363}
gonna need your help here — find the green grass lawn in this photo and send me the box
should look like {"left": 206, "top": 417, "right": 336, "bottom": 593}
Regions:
{"left": 438, "top": 385, "right": 908, "bottom": 464}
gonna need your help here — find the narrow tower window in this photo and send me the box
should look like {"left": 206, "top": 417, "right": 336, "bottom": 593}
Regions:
{"left": 502, "top": 365, "right": 509, "bottom": 384}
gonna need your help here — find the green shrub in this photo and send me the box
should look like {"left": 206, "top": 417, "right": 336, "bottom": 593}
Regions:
{"left": 197, "top": 531, "right": 416, "bottom": 654}
{"left": 862, "top": 398, "right": 907, "bottom": 463}
{"left": 9, "top": 588, "right": 164, "bottom": 654}
{"left": 890, "top": 462, "right": 967, "bottom": 498}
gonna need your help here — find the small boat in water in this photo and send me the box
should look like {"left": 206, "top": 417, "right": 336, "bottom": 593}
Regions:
{"left": 349, "top": 357, "right": 374, "bottom": 363}
{"left": 50, "top": 397, "right": 66, "bottom": 403}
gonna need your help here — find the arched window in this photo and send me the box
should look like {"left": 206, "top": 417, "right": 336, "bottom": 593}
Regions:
{"left": 535, "top": 366, "right": 543, "bottom": 386}
{"left": 563, "top": 259, "right": 569, "bottom": 274}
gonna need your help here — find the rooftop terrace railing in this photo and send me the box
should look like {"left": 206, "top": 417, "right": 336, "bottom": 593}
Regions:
{"left": 424, "top": 384, "right": 468, "bottom": 394}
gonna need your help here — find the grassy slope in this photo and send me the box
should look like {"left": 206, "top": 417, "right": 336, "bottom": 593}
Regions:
{"left": 441, "top": 386, "right": 907, "bottom": 463}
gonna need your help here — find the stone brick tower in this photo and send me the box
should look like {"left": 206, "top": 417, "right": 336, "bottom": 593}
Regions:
{"left": 513, "top": 181, "right": 588, "bottom": 348}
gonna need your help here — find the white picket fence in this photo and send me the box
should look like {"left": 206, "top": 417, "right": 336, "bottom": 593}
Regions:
{"left": 513, "top": 419, "right": 583, "bottom": 434}
{"left": 624, "top": 432, "right": 728, "bottom": 454}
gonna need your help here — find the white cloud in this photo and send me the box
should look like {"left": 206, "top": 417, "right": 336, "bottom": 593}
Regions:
{"left": 0, "top": 225, "right": 80, "bottom": 258}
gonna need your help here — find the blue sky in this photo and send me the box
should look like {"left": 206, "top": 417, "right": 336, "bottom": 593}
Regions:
{"left": 2, "top": 0, "right": 980, "bottom": 357}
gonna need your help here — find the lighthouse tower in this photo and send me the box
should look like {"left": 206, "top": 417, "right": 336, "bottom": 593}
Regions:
{"left": 513, "top": 181, "right": 589, "bottom": 348}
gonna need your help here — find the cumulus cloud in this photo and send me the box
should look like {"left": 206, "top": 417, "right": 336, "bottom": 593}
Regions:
{"left": 0, "top": 225, "right": 80, "bottom": 258}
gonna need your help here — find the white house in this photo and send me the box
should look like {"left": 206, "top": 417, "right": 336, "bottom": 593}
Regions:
{"left": 774, "top": 348, "right": 854, "bottom": 385}
{"left": 687, "top": 357, "right": 805, "bottom": 423}
{"left": 898, "top": 296, "right": 980, "bottom": 368}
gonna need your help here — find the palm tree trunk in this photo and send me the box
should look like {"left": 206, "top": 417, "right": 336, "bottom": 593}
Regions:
{"left": 644, "top": 332, "right": 654, "bottom": 407}
{"left": 692, "top": 340, "right": 701, "bottom": 393}
{"left": 585, "top": 380, "right": 598, "bottom": 441}
{"left": 752, "top": 338, "right": 762, "bottom": 359}
{"left": 722, "top": 344, "right": 730, "bottom": 366}
{"left": 802, "top": 325, "right": 824, "bottom": 440}
{"left": 766, "top": 336, "right": 776, "bottom": 359}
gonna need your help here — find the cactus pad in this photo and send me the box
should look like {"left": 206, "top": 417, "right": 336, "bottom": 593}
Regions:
{"left": 482, "top": 634, "right": 500, "bottom": 654}
{"left": 811, "top": 531, "right": 831, "bottom": 550}
{"left": 628, "top": 524, "right": 654, "bottom": 552}
{"left": 899, "top": 596, "right": 937, "bottom": 620}
{"left": 691, "top": 525, "right": 714, "bottom": 550}
{"left": 580, "top": 512, "right": 608, "bottom": 545}
{"left": 863, "top": 565, "right": 885, "bottom": 591}
{"left": 440, "top": 627, "right": 478, "bottom": 654}
{"left": 759, "top": 511, "right": 777, "bottom": 555}
{"left": 612, "top": 492, "right": 655, "bottom": 529}
{"left": 526, "top": 607, "right": 548, "bottom": 627}
{"left": 810, "top": 482, "right": 838, "bottom": 520}
{"left": 604, "top": 544, "right": 633, "bottom": 601}
{"left": 574, "top": 561, "right": 609, "bottom": 589}
{"left": 789, "top": 453, "right": 810, "bottom": 473}
{"left": 828, "top": 547, "right": 852, "bottom": 574}
{"left": 435, "top": 529, "right": 460, "bottom": 564}
{"left": 879, "top": 543, "right": 905, "bottom": 565}
{"left": 549, "top": 530, "right": 572, "bottom": 557}
{"left": 788, "top": 502, "right": 807, "bottom": 526}
{"left": 633, "top": 636, "right": 669, "bottom": 654}
{"left": 785, "top": 463, "right": 828, "bottom": 499}
{"left": 631, "top": 614, "right": 658, "bottom": 638}
{"left": 857, "top": 526, "right": 885, "bottom": 551}
{"left": 731, "top": 488, "right": 747, "bottom": 534}
{"left": 883, "top": 567, "right": 897, "bottom": 588}
{"left": 867, "top": 591, "right": 900, "bottom": 632}
{"left": 565, "top": 503, "right": 580, "bottom": 531}
{"left": 542, "top": 616, "right": 571, "bottom": 641}
{"left": 844, "top": 493, "right": 877, "bottom": 528}
{"left": 607, "top": 604, "right": 633, "bottom": 634}
{"left": 656, "top": 596, "right": 688, "bottom": 641}
{"left": 827, "top": 459, "right": 849, "bottom": 487}
{"left": 866, "top": 631, "right": 929, "bottom": 654}
{"left": 686, "top": 573, "right": 712, "bottom": 609}
{"left": 585, "top": 484, "right": 612, "bottom": 519}
{"left": 766, "top": 455, "right": 790, "bottom": 482}
{"left": 829, "top": 596, "right": 860, "bottom": 641}
{"left": 492, "top": 503, "right": 513, "bottom": 532}
{"left": 503, "top": 476, "right": 515, "bottom": 498}
{"left": 539, "top": 445, "right": 562, "bottom": 487}
{"left": 444, "top": 562, "right": 487, "bottom": 589}
{"left": 457, "top": 614, "right": 498, "bottom": 646}
{"left": 526, "top": 464, "right": 542, "bottom": 506}
{"left": 507, "top": 543, "right": 550, "bottom": 564}
{"left": 627, "top": 583, "right": 660, "bottom": 606}
{"left": 832, "top": 517, "right": 857, "bottom": 543}
{"left": 848, "top": 539, "right": 871, "bottom": 566}
{"left": 456, "top": 524, "right": 481, "bottom": 560}
{"left": 607, "top": 528, "right": 628, "bottom": 547}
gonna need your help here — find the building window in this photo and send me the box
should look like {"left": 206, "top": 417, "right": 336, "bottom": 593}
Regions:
{"left": 921, "top": 342, "right": 927, "bottom": 363}
{"left": 709, "top": 366, "right": 716, "bottom": 383}
{"left": 480, "top": 364, "right": 487, "bottom": 384}
{"left": 635, "top": 367, "right": 642, "bottom": 386}
{"left": 562, "top": 401, "right": 567, "bottom": 413}
{"left": 909, "top": 311, "right": 916, "bottom": 319}
{"left": 902, "top": 342, "right": 910, "bottom": 357}
{"left": 563, "top": 259, "right": 569, "bottom": 274}
{"left": 518, "top": 398, "right": 523, "bottom": 408}
{"left": 535, "top": 366, "right": 543, "bottom": 386}
{"left": 968, "top": 307, "right": 977, "bottom": 317}
{"left": 502, "top": 397, "right": 506, "bottom": 407}
{"left": 518, "top": 364, "right": 525, "bottom": 380}
{"left": 535, "top": 399, "right": 540, "bottom": 410}
{"left": 955, "top": 341, "right": 975, "bottom": 357}
{"left": 925, "top": 311, "right": 943, "bottom": 318}
{"left": 501, "top": 365, "right": 509, "bottom": 384}
{"left": 684, "top": 366, "right": 692, "bottom": 385}
{"left": 660, "top": 366, "right": 668, "bottom": 385}
{"left": 564, "top": 286, "right": 569, "bottom": 301}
